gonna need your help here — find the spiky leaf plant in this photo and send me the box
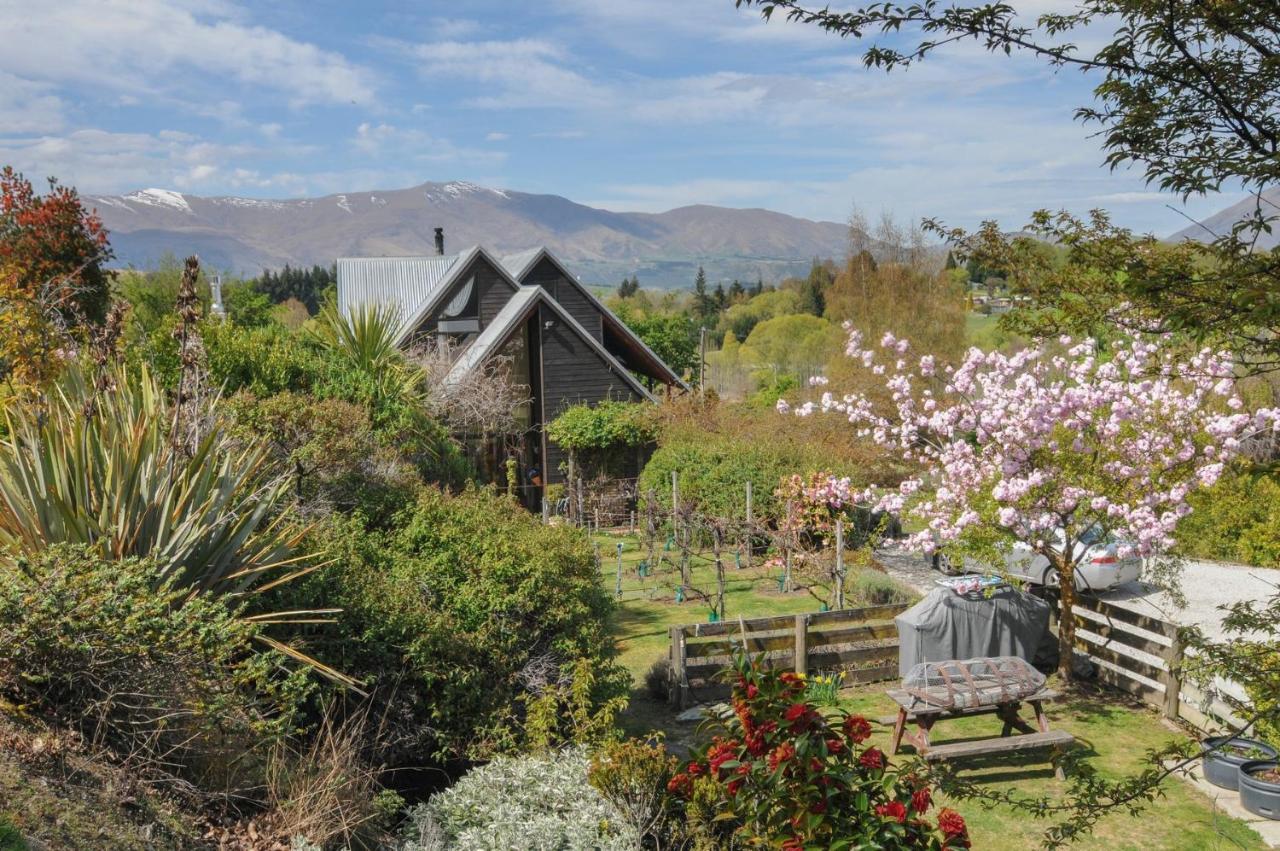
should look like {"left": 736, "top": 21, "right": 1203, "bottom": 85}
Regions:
{"left": 0, "top": 361, "right": 308, "bottom": 597}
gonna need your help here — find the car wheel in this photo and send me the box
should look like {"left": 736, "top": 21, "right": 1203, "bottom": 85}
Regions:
{"left": 932, "top": 552, "right": 961, "bottom": 576}
{"left": 1042, "top": 567, "right": 1061, "bottom": 587}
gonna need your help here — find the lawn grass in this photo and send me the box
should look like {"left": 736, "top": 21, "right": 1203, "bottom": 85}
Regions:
{"left": 595, "top": 529, "right": 1268, "bottom": 851}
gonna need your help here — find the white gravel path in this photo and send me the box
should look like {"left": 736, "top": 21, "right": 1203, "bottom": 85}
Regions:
{"left": 1098, "top": 558, "right": 1279, "bottom": 642}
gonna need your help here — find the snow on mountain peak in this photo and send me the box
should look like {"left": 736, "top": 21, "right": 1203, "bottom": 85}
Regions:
{"left": 424, "top": 181, "right": 510, "bottom": 203}
{"left": 124, "top": 188, "right": 192, "bottom": 213}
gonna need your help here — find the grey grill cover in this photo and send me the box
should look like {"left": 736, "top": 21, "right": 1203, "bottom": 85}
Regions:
{"left": 895, "top": 586, "right": 1050, "bottom": 677}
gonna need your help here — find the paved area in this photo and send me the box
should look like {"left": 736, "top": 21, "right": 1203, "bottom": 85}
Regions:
{"left": 1099, "top": 559, "right": 1277, "bottom": 642}
{"left": 873, "top": 548, "right": 1278, "bottom": 642}
{"left": 1166, "top": 760, "right": 1280, "bottom": 848}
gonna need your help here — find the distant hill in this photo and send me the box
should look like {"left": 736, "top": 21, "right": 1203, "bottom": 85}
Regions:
{"left": 87, "top": 181, "right": 856, "bottom": 288}
{"left": 1169, "top": 187, "right": 1280, "bottom": 249}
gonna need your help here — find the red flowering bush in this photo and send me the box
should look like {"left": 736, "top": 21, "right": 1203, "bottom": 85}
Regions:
{"left": 666, "top": 654, "right": 971, "bottom": 850}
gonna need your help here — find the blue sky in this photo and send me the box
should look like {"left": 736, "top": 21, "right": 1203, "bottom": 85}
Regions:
{"left": 1, "top": 0, "right": 1237, "bottom": 234}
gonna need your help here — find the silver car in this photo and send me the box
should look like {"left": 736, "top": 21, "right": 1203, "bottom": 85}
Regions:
{"left": 930, "top": 525, "right": 1142, "bottom": 592}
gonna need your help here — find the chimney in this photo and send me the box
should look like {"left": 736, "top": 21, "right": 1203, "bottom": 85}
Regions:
{"left": 434, "top": 227, "right": 445, "bottom": 255}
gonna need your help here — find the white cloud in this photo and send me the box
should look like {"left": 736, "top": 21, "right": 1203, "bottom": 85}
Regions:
{"left": 485, "top": 131, "right": 510, "bottom": 141}
{"left": 0, "top": 0, "right": 375, "bottom": 106}
{"left": 408, "top": 38, "right": 608, "bottom": 109}
{"left": 351, "top": 122, "right": 507, "bottom": 167}
{"left": 0, "top": 73, "right": 66, "bottom": 134}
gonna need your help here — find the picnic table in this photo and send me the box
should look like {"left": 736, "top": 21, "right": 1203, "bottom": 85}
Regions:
{"left": 881, "top": 686, "right": 1073, "bottom": 778}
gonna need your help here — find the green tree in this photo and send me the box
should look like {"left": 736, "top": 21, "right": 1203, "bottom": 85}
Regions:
{"left": 692, "top": 266, "right": 715, "bottom": 323}
{"left": 713, "top": 282, "right": 727, "bottom": 310}
{"left": 741, "top": 313, "right": 841, "bottom": 377}
{"left": 740, "top": 0, "right": 1280, "bottom": 368}
{"left": 623, "top": 312, "right": 699, "bottom": 378}
{"left": 729, "top": 279, "right": 745, "bottom": 300}
{"left": 618, "top": 275, "right": 640, "bottom": 298}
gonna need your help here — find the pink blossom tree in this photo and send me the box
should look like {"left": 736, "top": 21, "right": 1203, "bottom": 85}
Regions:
{"left": 781, "top": 329, "right": 1278, "bottom": 679}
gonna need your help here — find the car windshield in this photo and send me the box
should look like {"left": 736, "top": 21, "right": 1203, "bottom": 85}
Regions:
{"left": 1078, "top": 524, "right": 1112, "bottom": 546}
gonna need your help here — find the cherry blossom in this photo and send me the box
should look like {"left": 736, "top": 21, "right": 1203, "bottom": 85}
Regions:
{"left": 782, "top": 329, "right": 1279, "bottom": 678}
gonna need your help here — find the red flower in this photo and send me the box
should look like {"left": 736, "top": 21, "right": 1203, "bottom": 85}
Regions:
{"left": 667, "top": 773, "right": 692, "bottom": 797}
{"left": 938, "top": 808, "right": 968, "bottom": 837}
{"left": 825, "top": 737, "right": 844, "bottom": 754}
{"left": 859, "top": 747, "right": 884, "bottom": 769}
{"left": 687, "top": 761, "right": 704, "bottom": 777}
{"left": 875, "top": 800, "right": 907, "bottom": 823}
{"left": 768, "top": 741, "right": 796, "bottom": 771}
{"left": 746, "top": 731, "right": 768, "bottom": 756}
{"left": 726, "top": 779, "right": 743, "bottom": 796}
{"left": 843, "top": 715, "right": 872, "bottom": 743}
{"left": 709, "top": 742, "right": 737, "bottom": 778}
{"left": 912, "top": 787, "right": 932, "bottom": 814}
{"left": 779, "top": 672, "right": 805, "bottom": 692}
{"left": 746, "top": 683, "right": 759, "bottom": 699}
{"left": 785, "top": 702, "right": 810, "bottom": 721}
{"left": 781, "top": 838, "right": 804, "bottom": 851}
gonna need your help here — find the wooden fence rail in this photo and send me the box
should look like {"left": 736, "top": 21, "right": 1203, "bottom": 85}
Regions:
{"left": 667, "top": 603, "right": 908, "bottom": 710}
{"left": 1050, "top": 594, "right": 1245, "bottom": 733}
{"left": 668, "top": 592, "right": 1248, "bottom": 734}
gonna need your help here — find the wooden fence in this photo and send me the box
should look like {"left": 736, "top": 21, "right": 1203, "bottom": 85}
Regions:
{"left": 667, "top": 593, "right": 1248, "bottom": 734}
{"left": 1051, "top": 593, "right": 1245, "bottom": 733}
{"left": 667, "top": 603, "right": 908, "bottom": 710}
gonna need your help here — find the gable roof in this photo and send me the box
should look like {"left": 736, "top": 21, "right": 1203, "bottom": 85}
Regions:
{"left": 337, "top": 246, "right": 520, "bottom": 347}
{"left": 499, "top": 246, "right": 687, "bottom": 388}
{"left": 444, "top": 284, "right": 656, "bottom": 403}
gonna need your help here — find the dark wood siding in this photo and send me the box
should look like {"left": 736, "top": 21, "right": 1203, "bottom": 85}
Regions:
{"left": 475, "top": 257, "right": 517, "bottom": 327}
{"left": 524, "top": 257, "right": 602, "bottom": 341}
{"left": 540, "top": 303, "right": 641, "bottom": 483}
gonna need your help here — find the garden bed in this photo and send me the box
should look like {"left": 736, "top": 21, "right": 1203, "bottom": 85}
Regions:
{"left": 598, "top": 531, "right": 1271, "bottom": 850}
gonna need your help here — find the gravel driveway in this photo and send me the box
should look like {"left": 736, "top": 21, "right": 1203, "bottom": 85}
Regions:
{"left": 874, "top": 548, "right": 1277, "bottom": 642}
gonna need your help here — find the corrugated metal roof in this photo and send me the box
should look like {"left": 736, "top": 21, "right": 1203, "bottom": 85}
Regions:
{"left": 336, "top": 254, "right": 461, "bottom": 337}
{"left": 499, "top": 247, "right": 544, "bottom": 280}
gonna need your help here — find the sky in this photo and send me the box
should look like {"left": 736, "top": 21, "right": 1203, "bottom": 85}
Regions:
{"left": 0, "top": 0, "right": 1238, "bottom": 235}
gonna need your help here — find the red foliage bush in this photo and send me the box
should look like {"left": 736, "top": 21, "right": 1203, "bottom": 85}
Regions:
{"left": 668, "top": 653, "right": 971, "bottom": 849}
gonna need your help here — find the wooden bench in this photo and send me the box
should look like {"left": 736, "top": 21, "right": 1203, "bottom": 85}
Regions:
{"left": 882, "top": 687, "right": 1073, "bottom": 779}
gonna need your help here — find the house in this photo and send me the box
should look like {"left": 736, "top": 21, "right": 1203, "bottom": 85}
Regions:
{"left": 336, "top": 232, "right": 684, "bottom": 507}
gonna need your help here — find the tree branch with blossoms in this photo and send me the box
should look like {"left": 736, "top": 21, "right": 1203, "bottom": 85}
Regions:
{"left": 780, "top": 327, "right": 1280, "bottom": 681}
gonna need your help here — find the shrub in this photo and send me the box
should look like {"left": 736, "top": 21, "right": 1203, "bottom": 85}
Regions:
{"left": 588, "top": 736, "right": 679, "bottom": 846}
{"left": 547, "top": 401, "right": 659, "bottom": 478}
{"left": 0, "top": 545, "right": 310, "bottom": 793}
{"left": 0, "top": 364, "right": 305, "bottom": 596}
{"left": 644, "top": 657, "right": 672, "bottom": 702}
{"left": 0, "top": 820, "right": 24, "bottom": 851}
{"left": 667, "top": 653, "right": 970, "bottom": 849}
{"left": 639, "top": 398, "right": 897, "bottom": 523}
{"left": 403, "top": 748, "right": 638, "bottom": 851}
{"left": 281, "top": 486, "right": 629, "bottom": 763}
{"left": 1175, "top": 469, "right": 1280, "bottom": 567}
{"left": 849, "top": 569, "right": 916, "bottom": 607}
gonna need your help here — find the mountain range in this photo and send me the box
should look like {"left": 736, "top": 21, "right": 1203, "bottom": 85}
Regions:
{"left": 1170, "top": 186, "right": 1280, "bottom": 249}
{"left": 87, "top": 181, "right": 853, "bottom": 288}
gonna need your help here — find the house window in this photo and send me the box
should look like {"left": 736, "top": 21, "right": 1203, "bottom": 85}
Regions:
{"left": 437, "top": 275, "right": 480, "bottom": 336}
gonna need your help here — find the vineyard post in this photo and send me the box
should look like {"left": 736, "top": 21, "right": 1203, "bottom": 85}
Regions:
{"left": 835, "top": 517, "right": 845, "bottom": 610}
